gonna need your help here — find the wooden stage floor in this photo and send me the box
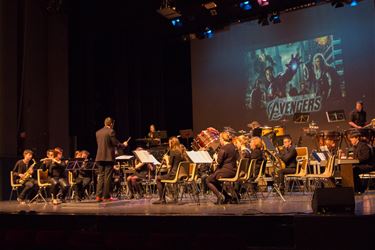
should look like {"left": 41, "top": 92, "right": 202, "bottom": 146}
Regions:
{"left": 1, "top": 192, "right": 375, "bottom": 216}
{"left": 1, "top": 193, "right": 375, "bottom": 249}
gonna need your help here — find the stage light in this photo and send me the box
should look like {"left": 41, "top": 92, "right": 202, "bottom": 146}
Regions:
{"left": 269, "top": 12, "right": 281, "bottom": 24}
{"left": 240, "top": 1, "right": 252, "bottom": 11}
{"left": 203, "top": 2, "right": 218, "bottom": 16}
{"left": 257, "top": 0, "right": 269, "bottom": 7}
{"left": 349, "top": 0, "right": 358, "bottom": 7}
{"left": 171, "top": 18, "right": 182, "bottom": 27}
{"left": 203, "top": 28, "right": 214, "bottom": 39}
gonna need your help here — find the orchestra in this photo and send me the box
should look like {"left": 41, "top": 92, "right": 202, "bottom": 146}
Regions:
{"left": 10, "top": 102, "right": 375, "bottom": 205}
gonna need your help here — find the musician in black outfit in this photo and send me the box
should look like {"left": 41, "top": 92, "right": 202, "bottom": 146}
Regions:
{"left": 127, "top": 147, "right": 154, "bottom": 199}
{"left": 206, "top": 132, "right": 238, "bottom": 204}
{"left": 349, "top": 101, "right": 367, "bottom": 128}
{"left": 95, "top": 117, "right": 128, "bottom": 202}
{"left": 275, "top": 136, "right": 297, "bottom": 192}
{"left": 349, "top": 132, "right": 375, "bottom": 194}
{"left": 153, "top": 137, "right": 184, "bottom": 204}
{"left": 74, "top": 150, "right": 92, "bottom": 200}
{"left": 13, "top": 149, "right": 35, "bottom": 203}
{"left": 49, "top": 147, "right": 69, "bottom": 205}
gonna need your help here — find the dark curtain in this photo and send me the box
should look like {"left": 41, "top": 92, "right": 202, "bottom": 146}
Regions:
{"left": 68, "top": 0, "right": 193, "bottom": 156}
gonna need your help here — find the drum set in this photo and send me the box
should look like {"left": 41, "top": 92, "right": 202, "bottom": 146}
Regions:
{"left": 191, "top": 126, "right": 287, "bottom": 152}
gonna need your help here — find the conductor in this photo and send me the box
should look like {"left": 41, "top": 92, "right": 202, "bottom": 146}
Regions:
{"left": 95, "top": 117, "right": 128, "bottom": 202}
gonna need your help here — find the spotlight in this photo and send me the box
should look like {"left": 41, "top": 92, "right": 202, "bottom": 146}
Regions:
{"left": 171, "top": 18, "right": 182, "bottom": 27}
{"left": 349, "top": 0, "right": 358, "bottom": 7}
{"left": 203, "top": 2, "right": 218, "bottom": 16}
{"left": 203, "top": 28, "right": 214, "bottom": 39}
{"left": 239, "top": 1, "right": 252, "bottom": 11}
{"left": 269, "top": 12, "right": 281, "bottom": 24}
{"left": 257, "top": 0, "right": 269, "bottom": 7}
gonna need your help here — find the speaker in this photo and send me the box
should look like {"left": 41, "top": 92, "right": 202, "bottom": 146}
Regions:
{"left": 311, "top": 187, "right": 355, "bottom": 214}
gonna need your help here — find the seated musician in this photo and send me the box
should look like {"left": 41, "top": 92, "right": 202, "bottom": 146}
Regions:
{"left": 249, "top": 137, "right": 266, "bottom": 177}
{"left": 147, "top": 124, "right": 161, "bottom": 146}
{"left": 206, "top": 132, "right": 237, "bottom": 205}
{"left": 234, "top": 135, "right": 250, "bottom": 160}
{"left": 348, "top": 100, "right": 366, "bottom": 129}
{"left": 247, "top": 121, "right": 262, "bottom": 137}
{"left": 153, "top": 137, "right": 184, "bottom": 204}
{"left": 349, "top": 132, "right": 375, "bottom": 194}
{"left": 49, "top": 147, "right": 69, "bottom": 205}
{"left": 234, "top": 136, "right": 265, "bottom": 199}
{"left": 275, "top": 136, "right": 297, "bottom": 193}
{"left": 324, "top": 138, "right": 338, "bottom": 156}
{"left": 74, "top": 150, "right": 92, "bottom": 200}
{"left": 127, "top": 147, "right": 154, "bottom": 199}
{"left": 13, "top": 149, "right": 36, "bottom": 203}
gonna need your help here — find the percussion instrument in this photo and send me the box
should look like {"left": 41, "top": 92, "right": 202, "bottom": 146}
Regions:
{"left": 273, "top": 126, "right": 285, "bottom": 137}
{"left": 191, "top": 127, "right": 220, "bottom": 151}
{"left": 261, "top": 126, "right": 273, "bottom": 136}
{"left": 316, "top": 130, "right": 341, "bottom": 148}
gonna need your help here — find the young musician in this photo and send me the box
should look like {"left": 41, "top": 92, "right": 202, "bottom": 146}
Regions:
{"left": 349, "top": 101, "right": 367, "bottom": 128}
{"left": 234, "top": 135, "right": 250, "bottom": 159}
{"left": 127, "top": 147, "right": 154, "bottom": 199}
{"left": 13, "top": 149, "right": 35, "bottom": 203}
{"left": 95, "top": 117, "right": 128, "bottom": 202}
{"left": 275, "top": 136, "right": 297, "bottom": 192}
{"left": 206, "top": 132, "right": 238, "bottom": 205}
{"left": 247, "top": 121, "right": 262, "bottom": 137}
{"left": 49, "top": 147, "right": 69, "bottom": 205}
{"left": 74, "top": 150, "right": 92, "bottom": 200}
{"left": 153, "top": 137, "right": 184, "bottom": 204}
{"left": 349, "top": 132, "right": 375, "bottom": 194}
{"left": 249, "top": 137, "right": 266, "bottom": 177}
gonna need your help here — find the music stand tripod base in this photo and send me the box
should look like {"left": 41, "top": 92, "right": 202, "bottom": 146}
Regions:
{"left": 268, "top": 183, "right": 286, "bottom": 202}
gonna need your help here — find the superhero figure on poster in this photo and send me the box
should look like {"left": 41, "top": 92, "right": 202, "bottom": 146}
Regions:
{"left": 264, "top": 53, "right": 302, "bottom": 102}
{"left": 312, "top": 53, "right": 342, "bottom": 101}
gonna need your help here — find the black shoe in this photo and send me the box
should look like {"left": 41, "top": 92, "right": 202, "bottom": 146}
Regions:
{"left": 152, "top": 199, "right": 166, "bottom": 205}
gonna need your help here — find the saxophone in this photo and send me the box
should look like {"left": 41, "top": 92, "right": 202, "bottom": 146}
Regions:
{"left": 19, "top": 159, "right": 36, "bottom": 184}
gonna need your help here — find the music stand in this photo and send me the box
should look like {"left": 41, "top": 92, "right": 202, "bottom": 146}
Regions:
{"left": 293, "top": 113, "right": 310, "bottom": 124}
{"left": 326, "top": 110, "right": 346, "bottom": 123}
{"left": 179, "top": 129, "right": 193, "bottom": 139}
{"left": 156, "top": 130, "right": 168, "bottom": 143}
{"left": 180, "top": 129, "right": 194, "bottom": 149}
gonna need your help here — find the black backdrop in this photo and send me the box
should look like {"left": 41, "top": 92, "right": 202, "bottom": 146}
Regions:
{"left": 68, "top": 1, "right": 193, "bottom": 155}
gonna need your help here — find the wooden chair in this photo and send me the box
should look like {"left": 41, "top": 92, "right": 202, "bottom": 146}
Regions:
{"left": 68, "top": 171, "right": 77, "bottom": 200}
{"left": 218, "top": 158, "right": 250, "bottom": 204}
{"left": 161, "top": 161, "right": 190, "bottom": 203}
{"left": 359, "top": 171, "right": 375, "bottom": 193}
{"left": 285, "top": 147, "right": 309, "bottom": 194}
{"left": 305, "top": 155, "right": 336, "bottom": 191}
{"left": 179, "top": 163, "right": 200, "bottom": 204}
{"left": 9, "top": 171, "right": 22, "bottom": 201}
{"left": 238, "top": 159, "right": 258, "bottom": 201}
{"left": 30, "top": 169, "right": 51, "bottom": 203}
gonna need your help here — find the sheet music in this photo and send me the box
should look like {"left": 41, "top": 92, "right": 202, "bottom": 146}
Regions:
{"left": 187, "top": 151, "right": 213, "bottom": 164}
{"left": 317, "top": 152, "right": 326, "bottom": 161}
{"left": 133, "top": 150, "right": 161, "bottom": 165}
{"left": 115, "top": 155, "right": 134, "bottom": 160}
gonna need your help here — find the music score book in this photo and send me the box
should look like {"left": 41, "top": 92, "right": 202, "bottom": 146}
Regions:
{"left": 133, "top": 150, "right": 161, "bottom": 165}
{"left": 187, "top": 151, "right": 213, "bottom": 164}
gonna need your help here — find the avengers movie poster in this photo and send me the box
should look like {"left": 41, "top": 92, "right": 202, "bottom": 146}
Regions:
{"left": 245, "top": 35, "right": 346, "bottom": 121}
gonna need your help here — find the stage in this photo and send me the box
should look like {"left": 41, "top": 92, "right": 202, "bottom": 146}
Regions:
{"left": 0, "top": 193, "right": 375, "bottom": 249}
